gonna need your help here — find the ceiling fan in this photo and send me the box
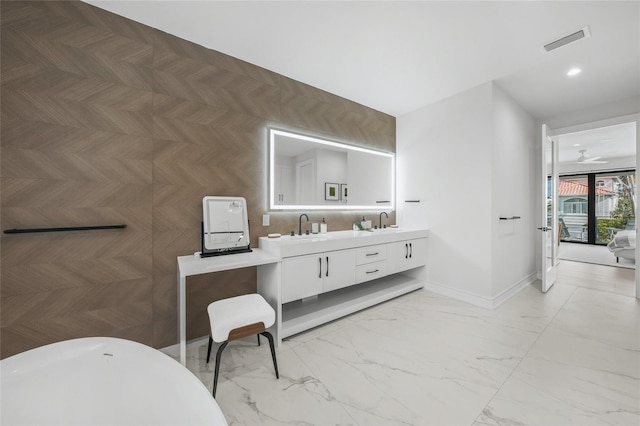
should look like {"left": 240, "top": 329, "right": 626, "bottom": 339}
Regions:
{"left": 577, "top": 149, "right": 608, "bottom": 164}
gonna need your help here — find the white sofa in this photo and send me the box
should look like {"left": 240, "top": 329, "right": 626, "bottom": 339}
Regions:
{"left": 607, "top": 230, "right": 636, "bottom": 263}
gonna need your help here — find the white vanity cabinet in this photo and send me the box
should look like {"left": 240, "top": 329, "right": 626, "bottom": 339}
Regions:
{"left": 282, "top": 249, "right": 356, "bottom": 303}
{"left": 387, "top": 238, "right": 428, "bottom": 274}
{"left": 259, "top": 228, "right": 428, "bottom": 345}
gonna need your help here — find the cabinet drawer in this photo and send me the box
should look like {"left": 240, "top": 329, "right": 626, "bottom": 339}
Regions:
{"left": 356, "top": 245, "right": 387, "bottom": 265}
{"left": 356, "top": 261, "right": 387, "bottom": 283}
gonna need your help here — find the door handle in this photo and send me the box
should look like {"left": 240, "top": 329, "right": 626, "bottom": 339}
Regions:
{"left": 319, "top": 257, "right": 322, "bottom": 278}
{"left": 409, "top": 243, "right": 412, "bottom": 258}
{"left": 326, "top": 256, "right": 329, "bottom": 277}
{"left": 405, "top": 243, "right": 408, "bottom": 259}
{"left": 537, "top": 227, "right": 553, "bottom": 232}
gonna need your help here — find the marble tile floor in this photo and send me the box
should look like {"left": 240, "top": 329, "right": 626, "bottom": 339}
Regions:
{"left": 168, "top": 260, "right": 639, "bottom": 425}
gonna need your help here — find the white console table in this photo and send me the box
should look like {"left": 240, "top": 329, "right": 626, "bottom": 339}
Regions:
{"left": 176, "top": 250, "right": 280, "bottom": 365}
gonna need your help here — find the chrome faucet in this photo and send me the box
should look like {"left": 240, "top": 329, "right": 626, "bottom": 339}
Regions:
{"left": 379, "top": 211, "right": 389, "bottom": 229}
{"left": 299, "top": 213, "right": 309, "bottom": 235}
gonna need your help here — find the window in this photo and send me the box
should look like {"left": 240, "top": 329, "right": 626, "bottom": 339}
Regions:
{"left": 559, "top": 170, "right": 635, "bottom": 244}
{"left": 564, "top": 197, "right": 588, "bottom": 214}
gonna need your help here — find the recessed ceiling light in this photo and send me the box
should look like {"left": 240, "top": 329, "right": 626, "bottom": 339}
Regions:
{"left": 573, "top": 143, "right": 581, "bottom": 147}
{"left": 567, "top": 67, "right": 582, "bottom": 77}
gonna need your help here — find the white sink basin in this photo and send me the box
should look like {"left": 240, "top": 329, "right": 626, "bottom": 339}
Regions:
{"left": 281, "top": 234, "right": 329, "bottom": 243}
{"left": 372, "top": 227, "right": 401, "bottom": 232}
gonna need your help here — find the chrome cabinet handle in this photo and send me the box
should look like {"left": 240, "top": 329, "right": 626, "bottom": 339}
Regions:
{"left": 366, "top": 269, "right": 379, "bottom": 274}
{"left": 366, "top": 252, "right": 379, "bottom": 257}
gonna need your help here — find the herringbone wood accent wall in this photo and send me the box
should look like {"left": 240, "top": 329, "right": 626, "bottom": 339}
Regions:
{"left": 0, "top": 0, "right": 396, "bottom": 357}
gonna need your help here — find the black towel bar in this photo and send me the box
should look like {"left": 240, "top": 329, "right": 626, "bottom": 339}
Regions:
{"left": 4, "top": 224, "right": 127, "bottom": 234}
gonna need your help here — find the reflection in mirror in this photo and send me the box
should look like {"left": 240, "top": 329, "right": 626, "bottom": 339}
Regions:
{"left": 201, "top": 196, "right": 252, "bottom": 257}
{"left": 269, "top": 129, "right": 395, "bottom": 210}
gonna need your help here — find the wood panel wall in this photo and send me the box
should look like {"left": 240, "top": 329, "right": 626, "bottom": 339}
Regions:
{"left": 0, "top": 0, "right": 396, "bottom": 357}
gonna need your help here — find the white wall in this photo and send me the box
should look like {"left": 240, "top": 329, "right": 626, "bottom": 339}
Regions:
{"left": 397, "top": 82, "right": 537, "bottom": 306}
{"left": 347, "top": 151, "right": 393, "bottom": 206}
{"left": 397, "top": 83, "right": 494, "bottom": 300}
{"left": 491, "top": 84, "right": 537, "bottom": 298}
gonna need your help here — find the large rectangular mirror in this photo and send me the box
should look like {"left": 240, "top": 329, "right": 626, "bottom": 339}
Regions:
{"left": 268, "top": 128, "right": 395, "bottom": 210}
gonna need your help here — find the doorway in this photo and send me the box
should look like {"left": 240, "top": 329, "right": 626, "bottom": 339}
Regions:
{"left": 553, "top": 120, "right": 637, "bottom": 273}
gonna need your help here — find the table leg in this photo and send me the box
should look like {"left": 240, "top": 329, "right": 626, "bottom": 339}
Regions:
{"left": 178, "top": 271, "right": 186, "bottom": 365}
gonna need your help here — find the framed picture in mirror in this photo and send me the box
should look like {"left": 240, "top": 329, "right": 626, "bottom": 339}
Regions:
{"left": 325, "top": 183, "right": 339, "bottom": 201}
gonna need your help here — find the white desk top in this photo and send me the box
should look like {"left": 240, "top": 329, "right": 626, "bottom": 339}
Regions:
{"left": 177, "top": 249, "right": 280, "bottom": 278}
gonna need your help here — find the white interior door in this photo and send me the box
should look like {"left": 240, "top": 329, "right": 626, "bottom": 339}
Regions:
{"left": 540, "top": 124, "right": 558, "bottom": 292}
{"left": 296, "top": 159, "right": 315, "bottom": 204}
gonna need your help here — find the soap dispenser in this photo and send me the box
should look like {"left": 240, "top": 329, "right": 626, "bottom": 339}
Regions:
{"left": 320, "top": 218, "right": 327, "bottom": 233}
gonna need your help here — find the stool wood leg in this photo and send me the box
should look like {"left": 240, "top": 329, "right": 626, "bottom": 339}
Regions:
{"left": 212, "top": 341, "right": 229, "bottom": 397}
{"left": 206, "top": 336, "right": 213, "bottom": 363}
{"left": 260, "top": 331, "right": 279, "bottom": 379}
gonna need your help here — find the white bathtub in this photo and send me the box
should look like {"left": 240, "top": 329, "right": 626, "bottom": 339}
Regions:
{"left": 0, "top": 337, "right": 227, "bottom": 425}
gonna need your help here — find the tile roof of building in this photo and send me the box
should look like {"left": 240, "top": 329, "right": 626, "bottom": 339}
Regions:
{"left": 559, "top": 180, "right": 617, "bottom": 196}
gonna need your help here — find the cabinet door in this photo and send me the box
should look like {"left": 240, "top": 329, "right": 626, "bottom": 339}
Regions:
{"left": 282, "top": 255, "right": 323, "bottom": 303}
{"left": 323, "top": 249, "right": 356, "bottom": 292}
{"left": 386, "top": 241, "right": 408, "bottom": 274}
{"left": 406, "top": 238, "right": 428, "bottom": 270}
{"left": 387, "top": 239, "right": 428, "bottom": 274}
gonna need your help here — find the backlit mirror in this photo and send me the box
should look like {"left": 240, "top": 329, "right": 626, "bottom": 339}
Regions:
{"left": 269, "top": 128, "right": 395, "bottom": 210}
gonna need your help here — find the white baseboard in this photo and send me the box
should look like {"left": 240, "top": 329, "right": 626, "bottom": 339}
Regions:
{"left": 425, "top": 271, "right": 538, "bottom": 310}
{"left": 491, "top": 272, "right": 538, "bottom": 309}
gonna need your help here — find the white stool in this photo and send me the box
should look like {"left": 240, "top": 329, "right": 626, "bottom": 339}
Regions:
{"left": 206, "top": 294, "right": 279, "bottom": 397}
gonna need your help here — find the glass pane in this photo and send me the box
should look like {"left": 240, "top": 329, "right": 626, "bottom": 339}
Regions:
{"left": 595, "top": 171, "right": 636, "bottom": 244}
{"left": 558, "top": 175, "right": 589, "bottom": 242}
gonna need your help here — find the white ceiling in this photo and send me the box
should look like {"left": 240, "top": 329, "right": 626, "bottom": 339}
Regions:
{"left": 84, "top": 1, "right": 639, "bottom": 120}
{"left": 557, "top": 121, "right": 636, "bottom": 168}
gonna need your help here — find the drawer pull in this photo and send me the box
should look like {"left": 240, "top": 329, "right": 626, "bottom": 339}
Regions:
{"left": 366, "top": 252, "right": 379, "bottom": 257}
{"left": 366, "top": 269, "right": 380, "bottom": 274}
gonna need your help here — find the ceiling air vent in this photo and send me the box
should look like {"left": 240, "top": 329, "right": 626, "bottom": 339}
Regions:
{"left": 544, "top": 26, "right": 591, "bottom": 52}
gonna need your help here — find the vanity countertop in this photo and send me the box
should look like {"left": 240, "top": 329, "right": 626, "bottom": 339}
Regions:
{"left": 259, "top": 228, "right": 428, "bottom": 257}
